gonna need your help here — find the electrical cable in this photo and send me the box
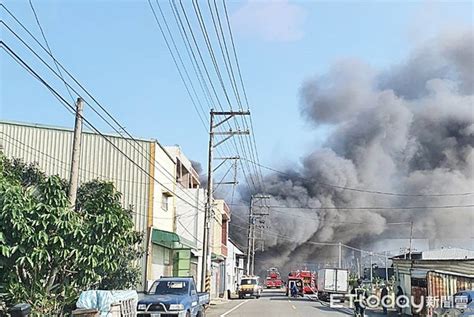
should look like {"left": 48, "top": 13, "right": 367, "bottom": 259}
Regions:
{"left": 242, "top": 158, "right": 474, "bottom": 197}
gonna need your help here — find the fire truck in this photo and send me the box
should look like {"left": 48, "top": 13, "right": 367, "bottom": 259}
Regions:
{"left": 264, "top": 267, "right": 283, "bottom": 288}
{"left": 286, "top": 270, "right": 317, "bottom": 295}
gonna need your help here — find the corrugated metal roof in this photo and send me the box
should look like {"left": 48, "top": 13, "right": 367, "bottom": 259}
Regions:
{"left": 1, "top": 119, "right": 154, "bottom": 143}
{"left": 392, "top": 259, "right": 474, "bottom": 275}
{"left": 421, "top": 248, "right": 474, "bottom": 260}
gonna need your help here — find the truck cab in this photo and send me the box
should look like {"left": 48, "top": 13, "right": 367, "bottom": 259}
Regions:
{"left": 137, "top": 277, "right": 209, "bottom": 317}
{"left": 238, "top": 276, "right": 262, "bottom": 299}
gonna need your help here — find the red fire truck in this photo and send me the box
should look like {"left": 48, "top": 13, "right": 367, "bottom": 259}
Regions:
{"left": 264, "top": 267, "right": 283, "bottom": 288}
{"left": 287, "top": 270, "right": 317, "bottom": 295}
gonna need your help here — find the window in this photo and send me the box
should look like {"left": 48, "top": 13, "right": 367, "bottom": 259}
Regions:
{"left": 161, "top": 193, "right": 170, "bottom": 211}
{"left": 152, "top": 281, "right": 189, "bottom": 295}
{"left": 241, "top": 279, "right": 257, "bottom": 285}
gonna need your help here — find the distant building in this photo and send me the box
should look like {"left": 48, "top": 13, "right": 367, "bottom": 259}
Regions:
{"left": 225, "top": 240, "right": 245, "bottom": 296}
{"left": 210, "top": 199, "right": 231, "bottom": 298}
{"left": 391, "top": 247, "right": 474, "bottom": 316}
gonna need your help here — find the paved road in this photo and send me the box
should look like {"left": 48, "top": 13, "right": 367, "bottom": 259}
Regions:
{"left": 207, "top": 289, "right": 354, "bottom": 317}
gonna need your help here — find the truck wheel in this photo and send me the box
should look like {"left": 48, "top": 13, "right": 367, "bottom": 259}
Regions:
{"left": 197, "top": 309, "right": 206, "bottom": 317}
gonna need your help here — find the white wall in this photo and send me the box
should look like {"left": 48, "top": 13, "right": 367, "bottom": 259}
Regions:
{"left": 226, "top": 241, "right": 245, "bottom": 293}
{"left": 152, "top": 144, "right": 176, "bottom": 232}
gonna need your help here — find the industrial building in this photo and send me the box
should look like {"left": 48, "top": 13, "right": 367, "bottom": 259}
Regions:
{"left": 391, "top": 247, "right": 474, "bottom": 316}
{"left": 0, "top": 120, "right": 216, "bottom": 291}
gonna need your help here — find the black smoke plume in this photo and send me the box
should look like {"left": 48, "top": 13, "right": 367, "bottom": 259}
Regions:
{"left": 230, "top": 30, "right": 474, "bottom": 273}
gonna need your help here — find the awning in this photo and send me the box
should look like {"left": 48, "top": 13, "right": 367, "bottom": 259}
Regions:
{"left": 151, "top": 228, "right": 191, "bottom": 250}
{"left": 211, "top": 252, "right": 226, "bottom": 262}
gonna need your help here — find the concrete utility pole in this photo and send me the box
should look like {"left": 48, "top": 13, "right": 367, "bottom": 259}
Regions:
{"left": 246, "top": 196, "right": 254, "bottom": 275}
{"left": 408, "top": 221, "right": 414, "bottom": 259}
{"left": 385, "top": 251, "right": 389, "bottom": 283}
{"left": 338, "top": 242, "right": 342, "bottom": 268}
{"left": 251, "top": 223, "right": 256, "bottom": 275}
{"left": 200, "top": 109, "right": 249, "bottom": 292}
{"left": 246, "top": 194, "right": 270, "bottom": 276}
{"left": 369, "top": 251, "right": 373, "bottom": 283}
{"left": 68, "top": 97, "right": 83, "bottom": 206}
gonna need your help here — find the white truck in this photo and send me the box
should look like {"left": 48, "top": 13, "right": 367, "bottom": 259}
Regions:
{"left": 317, "top": 268, "right": 349, "bottom": 301}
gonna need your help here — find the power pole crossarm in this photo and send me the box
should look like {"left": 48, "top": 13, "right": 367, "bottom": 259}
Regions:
{"left": 201, "top": 109, "right": 251, "bottom": 292}
{"left": 212, "top": 111, "right": 250, "bottom": 116}
{"left": 68, "top": 97, "right": 83, "bottom": 207}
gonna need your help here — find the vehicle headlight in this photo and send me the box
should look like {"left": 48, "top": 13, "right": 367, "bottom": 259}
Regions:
{"left": 137, "top": 304, "right": 147, "bottom": 311}
{"left": 169, "top": 304, "right": 185, "bottom": 311}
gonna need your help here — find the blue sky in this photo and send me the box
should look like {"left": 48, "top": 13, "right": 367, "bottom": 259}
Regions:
{"left": 2, "top": 0, "right": 473, "bottom": 176}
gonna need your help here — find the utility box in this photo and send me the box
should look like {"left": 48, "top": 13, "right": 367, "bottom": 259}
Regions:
{"left": 8, "top": 303, "right": 31, "bottom": 317}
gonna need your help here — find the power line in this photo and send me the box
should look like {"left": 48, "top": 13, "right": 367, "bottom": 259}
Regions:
{"left": 28, "top": 0, "right": 75, "bottom": 102}
{"left": 148, "top": 0, "right": 240, "bottom": 181}
{"left": 230, "top": 222, "right": 388, "bottom": 257}
{"left": 206, "top": 0, "right": 263, "bottom": 190}
{"left": 221, "top": 0, "right": 265, "bottom": 190}
{"left": 1, "top": 17, "right": 206, "bottom": 209}
{"left": 148, "top": 0, "right": 208, "bottom": 130}
{"left": 1, "top": 41, "right": 208, "bottom": 213}
{"left": 190, "top": 0, "right": 259, "bottom": 191}
{"left": 242, "top": 158, "right": 474, "bottom": 197}
{"left": 228, "top": 203, "right": 474, "bottom": 210}
{"left": 167, "top": 0, "right": 256, "bottom": 193}
{"left": 1, "top": 131, "right": 201, "bottom": 222}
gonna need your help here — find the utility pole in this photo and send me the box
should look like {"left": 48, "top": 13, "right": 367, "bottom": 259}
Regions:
{"left": 356, "top": 256, "right": 361, "bottom": 278}
{"left": 246, "top": 196, "right": 254, "bottom": 275}
{"left": 408, "top": 221, "right": 414, "bottom": 259}
{"left": 246, "top": 194, "right": 270, "bottom": 276}
{"left": 369, "top": 252, "right": 373, "bottom": 284}
{"left": 68, "top": 97, "right": 83, "bottom": 206}
{"left": 338, "top": 242, "right": 342, "bottom": 268}
{"left": 385, "top": 251, "right": 389, "bottom": 283}
{"left": 201, "top": 109, "right": 249, "bottom": 292}
{"left": 251, "top": 224, "right": 256, "bottom": 275}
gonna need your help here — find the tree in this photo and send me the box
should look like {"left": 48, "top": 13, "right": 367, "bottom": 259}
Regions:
{"left": 0, "top": 156, "right": 143, "bottom": 315}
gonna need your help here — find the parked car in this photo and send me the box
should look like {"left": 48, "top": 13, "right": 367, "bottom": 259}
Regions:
{"left": 137, "top": 277, "right": 209, "bottom": 317}
{"left": 238, "top": 276, "right": 262, "bottom": 299}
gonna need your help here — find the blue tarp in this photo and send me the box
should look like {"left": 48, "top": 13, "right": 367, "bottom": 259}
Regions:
{"left": 76, "top": 290, "right": 138, "bottom": 317}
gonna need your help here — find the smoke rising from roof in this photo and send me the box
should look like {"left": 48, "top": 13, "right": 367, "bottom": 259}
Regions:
{"left": 230, "top": 30, "right": 474, "bottom": 272}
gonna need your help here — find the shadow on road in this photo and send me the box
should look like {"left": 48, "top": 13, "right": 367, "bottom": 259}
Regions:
{"left": 312, "top": 304, "right": 353, "bottom": 315}
{"left": 269, "top": 296, "right": 313, "bottom": 301}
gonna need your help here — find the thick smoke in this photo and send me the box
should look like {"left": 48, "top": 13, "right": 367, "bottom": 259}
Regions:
{"left": 231, "top": 30, "right": 474, "bottom": 273}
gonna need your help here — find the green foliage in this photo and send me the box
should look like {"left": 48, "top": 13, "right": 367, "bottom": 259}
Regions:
{"left": 349, "top": 272, "right": 359, "bottom": 287}
{"left": 0, "top": 156, "right": 143, "bottom": 315}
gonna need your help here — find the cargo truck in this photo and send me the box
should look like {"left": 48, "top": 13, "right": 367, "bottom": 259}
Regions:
{"left": 317, "top": 268, "right": 349, "bottom": 301}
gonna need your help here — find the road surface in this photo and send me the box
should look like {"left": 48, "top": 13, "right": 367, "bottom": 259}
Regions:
{"left": 207, "top": 289, "right": 403, "bottom": 317}
{"left": 207, "top": 289, "right": 354, "bottom": 317}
